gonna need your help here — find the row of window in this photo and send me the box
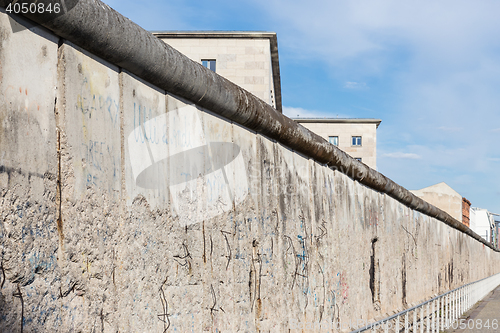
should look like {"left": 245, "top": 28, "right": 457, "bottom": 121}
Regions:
{"left": 328, "top": 136, "right": 362, "bottom": 147}
{"left": 329, "top": 136, "right": 362, "bottom": 162}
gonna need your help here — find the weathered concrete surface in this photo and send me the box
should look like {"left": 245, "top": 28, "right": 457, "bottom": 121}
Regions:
{"left": 123, "top": 70, "right": 168, "bottom": 207}
{"left": 55, "top": 40, "right": 122, "bottom": 332}
{"left": 0, "top": 9, "right": 60, "bottom": 332}
{"left": 0, "top": 1, "right": 495, "bottom": 250}
{"left": 1, "top": 7, "right": 500, "bottom": 333}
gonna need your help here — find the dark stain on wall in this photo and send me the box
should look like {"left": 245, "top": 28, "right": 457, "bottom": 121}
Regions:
{"left": 402, "top": 253, "right": 407, "bottom": 308}
{"left": 369, "top": 237, "right": 381, "bottom": 311}
{"left": 448, "top": 259, "right": 454, "bottom": 289}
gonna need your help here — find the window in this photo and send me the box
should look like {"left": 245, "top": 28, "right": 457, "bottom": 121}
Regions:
{"left": 328, "top": 136, "right": 338, "bottom": 146}
{"left": 352, "top": 136, "right": 362, "bottom": 146}
{"left": 355, "top": 158, "right": 362, "bottom": 162}
{"left": 202, "top": 59, "right": 216, "bottom": 72}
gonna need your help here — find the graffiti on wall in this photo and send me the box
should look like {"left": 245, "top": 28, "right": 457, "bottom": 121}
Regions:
{"left": 128, "top": 104, "right": 248, "bottom": 225}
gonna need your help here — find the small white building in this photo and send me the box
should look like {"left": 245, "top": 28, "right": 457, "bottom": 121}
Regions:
{"left": 470, "top": 207, "right": 496, "bottom": 243}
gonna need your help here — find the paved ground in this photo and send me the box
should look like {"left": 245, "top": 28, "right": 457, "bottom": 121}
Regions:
{"left": 445, "top": 285, "right": 500, "bottom": 333}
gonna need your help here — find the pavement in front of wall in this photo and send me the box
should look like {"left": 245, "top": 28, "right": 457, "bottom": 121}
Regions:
{"left": 445, "top": 285, "right": 500, "bottom": 333}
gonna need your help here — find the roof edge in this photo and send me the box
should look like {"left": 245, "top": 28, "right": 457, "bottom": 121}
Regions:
{"left": 151, "top": 31, "right": 277, "bottom": 39}
{"left": 294, "top": 118, "right": 382, "bottom": 128}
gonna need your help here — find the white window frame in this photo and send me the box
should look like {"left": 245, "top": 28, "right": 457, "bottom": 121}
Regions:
{"left": 202, "top": 59, "right": 216, "bottom": 72}
{"left": 352, "top": 136, "right": 362, "bottom": 146}
{"left": 328, "top": 136, "right": 338, "bottom": 146}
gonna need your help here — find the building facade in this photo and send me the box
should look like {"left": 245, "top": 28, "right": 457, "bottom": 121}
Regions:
{"left": 153, "top": 31, "right": 282, "bottom": 112}
{"left": 410, "top": 182, "right": 463, "bottom": 222}
{"left": 292, "top": 118, "right": 381, "bottom": 169}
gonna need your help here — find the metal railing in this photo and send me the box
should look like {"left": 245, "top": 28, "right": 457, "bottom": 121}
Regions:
{"left": 352, "top": 273, "right": 500, "bottom": 332}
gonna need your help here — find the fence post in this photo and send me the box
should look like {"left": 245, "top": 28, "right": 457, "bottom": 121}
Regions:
{"left": 426, "top": 302, "right": 430, "bottom": 333}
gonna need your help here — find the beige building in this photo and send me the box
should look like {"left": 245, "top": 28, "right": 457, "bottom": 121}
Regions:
{"left": 410, "top": 182, "right": 463, "bottom": 221}
{"left": 293, "top": 118, "right": 381, "bottom": 169}
{"left": 153, "top": 31, "right": 282, "bottom": 112}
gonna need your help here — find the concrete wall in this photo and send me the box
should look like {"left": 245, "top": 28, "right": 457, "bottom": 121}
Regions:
{"left": 2, "top": 10, "right": 500, "bottom": 333}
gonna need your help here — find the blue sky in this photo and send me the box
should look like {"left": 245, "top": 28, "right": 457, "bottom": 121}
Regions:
{"left": 101, "top": 0, "right": 500, "bottom": 214}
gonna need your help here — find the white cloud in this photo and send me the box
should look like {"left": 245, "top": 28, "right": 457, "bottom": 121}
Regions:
{"left": 282, "top": 106, "right": 321, "bottom": 118}
{"left": 256, "top": 0, "right": 500, "bottom": 71}
{"left": 382, "top": 152, "right": 421, "bottom": 159}
{"left": 344, "top": 81, "right": 368, "bottom": 89}
{"left": 282, "top": 106, "right": 351, "bottom": 119}
{"left": 436, "top": 126, "right": 463, "bottom": 132}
